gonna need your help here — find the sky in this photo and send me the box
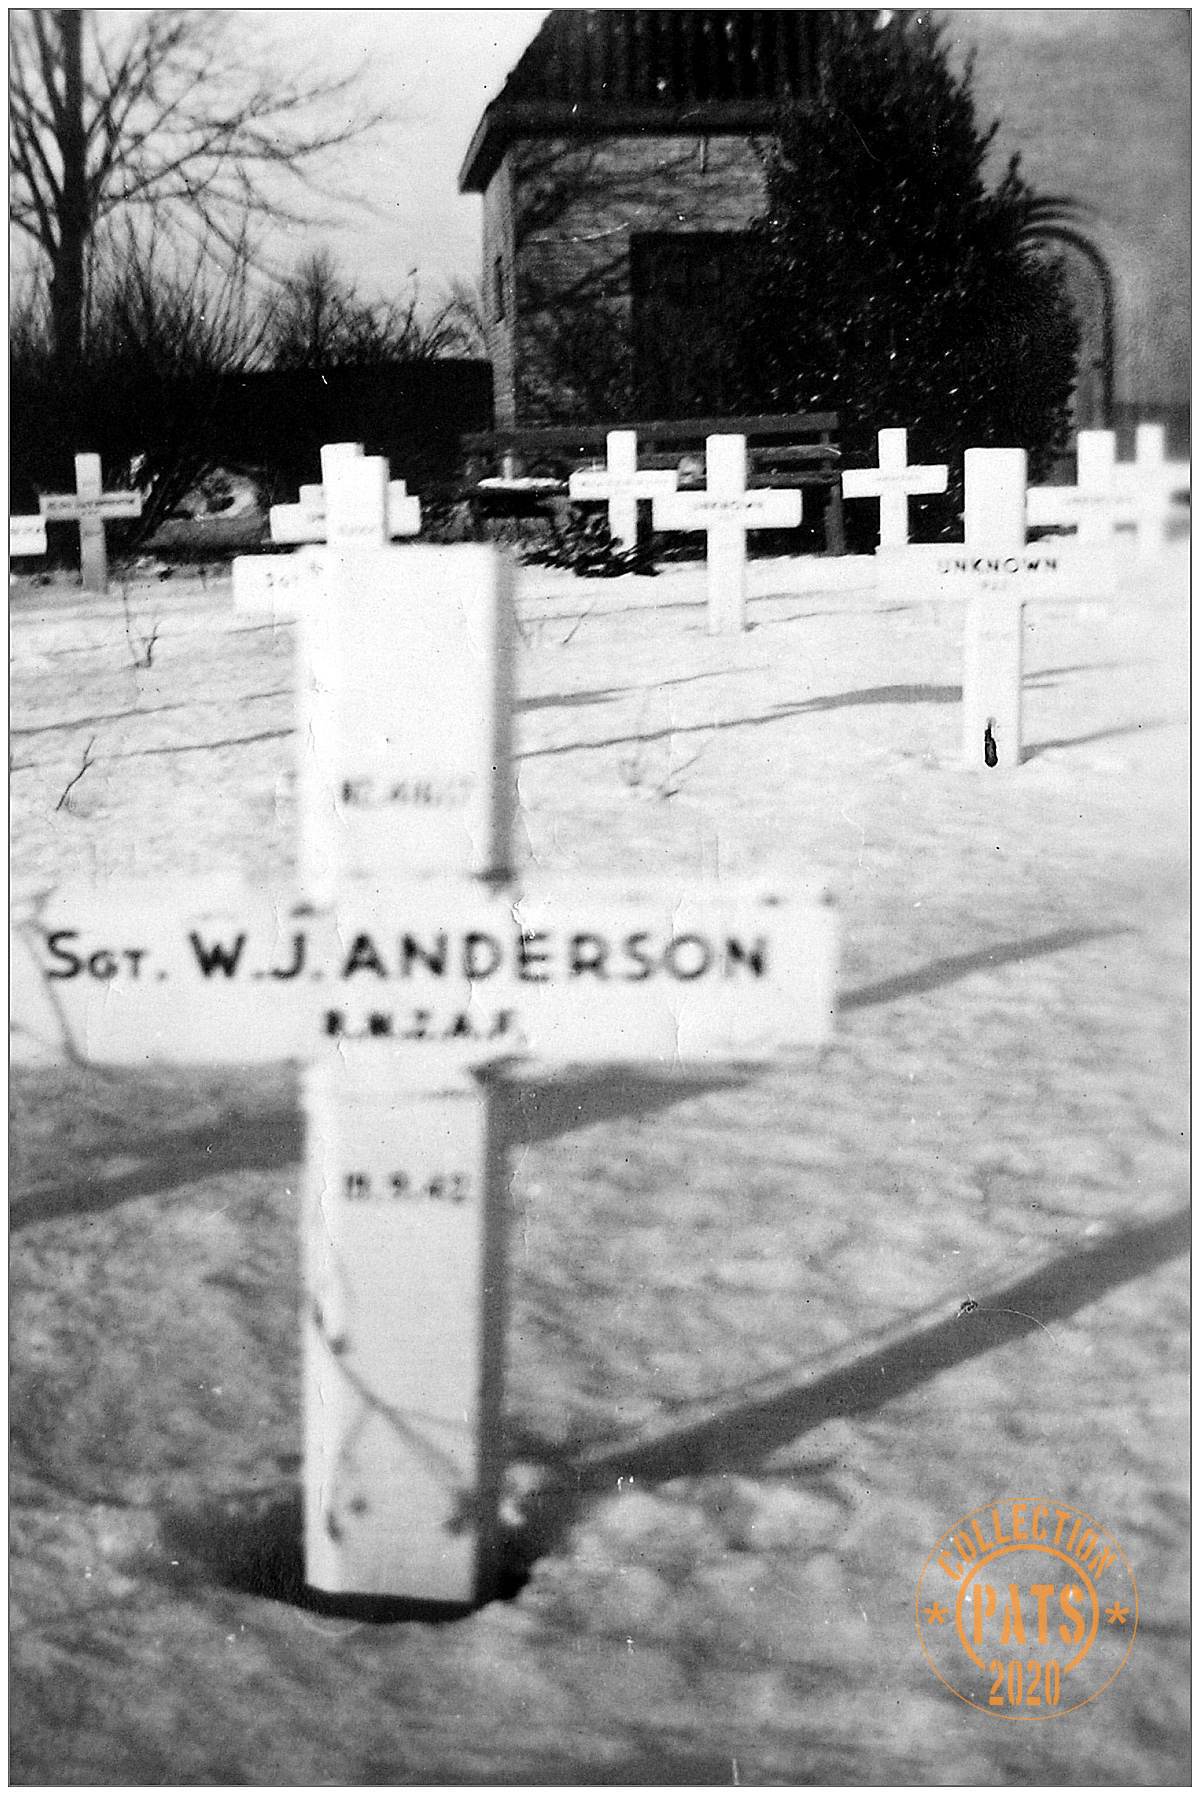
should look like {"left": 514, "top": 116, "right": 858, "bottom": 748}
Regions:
{"left": 240, "top": 9, "right": 549, "bottom": 306}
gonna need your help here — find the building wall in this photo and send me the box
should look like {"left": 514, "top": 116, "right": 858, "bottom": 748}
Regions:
{"left": 481, "top": 154, "right": 517, "bottom": 427}
{"left": 941, "top": 8, "right": 1190, "bottom": 426}
{"left": 492, "top": 133, "right": 770, "bottom": 422}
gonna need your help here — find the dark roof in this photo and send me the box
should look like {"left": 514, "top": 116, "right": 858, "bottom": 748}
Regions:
{"left": 459, "top": 10, "right": 823, "bottom": 191}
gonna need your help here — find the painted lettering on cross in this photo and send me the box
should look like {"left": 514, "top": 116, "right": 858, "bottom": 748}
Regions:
{"left": 22, "top": 878, "right": 836, "bottom": 1070}
{"left": 339, "top": 775, "right": 476, "bottom": 811}
{"left": 937, "top": 552, "right": 1060, "bottom": 580}
{"left": 42, "top": 914, "right": 772, "bottom": 987}
{"left": 39, "top": 492, "right": 142, "bottom": 521}
{"left": 327, "top": 922, "right": 770, "bottom": 982}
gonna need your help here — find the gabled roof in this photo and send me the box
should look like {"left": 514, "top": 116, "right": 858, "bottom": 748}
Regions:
{"left": 459, "top": 10, "right": 822, "bottom": 192}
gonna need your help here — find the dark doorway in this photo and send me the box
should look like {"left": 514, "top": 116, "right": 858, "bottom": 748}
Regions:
{"left": 630, "top": 231, "right": 752, "bottom": 415}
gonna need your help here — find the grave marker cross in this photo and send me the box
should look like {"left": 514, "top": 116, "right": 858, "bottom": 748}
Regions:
{"left": 873, "top": 448, "right": 1054, "bottom": 767}
{"left": 1026, "top": 429, "right": 1121, "bottom": 548}
{"left": 567, "top": 430, "right": 678, "bottom": 552}
{"left": 269, "top": 441, "right": 422, "bottom": 545}
{"left": 38, "top": 453, "right": 143, "bottom": 593}
{"left": 23, "top": 448, "right": 839, "bottom": 1609}
{"left": 1115, "top": 423, "right": 1190, "bottom": 556}
{"left": 876, "top": 436, "right": 1129, "bottom": 763}
{"left": 652, "top": 434, "right": 804, "bottom": 634}
{"left": 232, "top": 443, "right": 417, "bottom": 622}
{"left": 840, "top": 427, "right": 948, "bottom": 550}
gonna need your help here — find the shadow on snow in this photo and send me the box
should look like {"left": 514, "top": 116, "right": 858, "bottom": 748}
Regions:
{"left": 519, "top": 683, "right": 963, "bottom": 759}
{"left": 511, "top": 1203, "right": 1188, "bottom": 1559}
{"left": 839, "top": 925, "right": 1129, "bottom": 1012}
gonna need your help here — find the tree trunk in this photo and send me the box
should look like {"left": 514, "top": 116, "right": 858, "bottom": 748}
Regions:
{"left": 49, "top": 9, "right": 88, "bottom": 384}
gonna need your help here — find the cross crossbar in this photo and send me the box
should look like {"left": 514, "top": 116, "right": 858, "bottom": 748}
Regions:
{"left": 25, "top": 876, "right": 836, "bottom": 1074}
{"left": 10, "top": 515, "right": 47, "bottom": 557}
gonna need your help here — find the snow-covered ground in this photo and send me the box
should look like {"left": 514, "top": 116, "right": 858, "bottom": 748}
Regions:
{"left": 10, "top": 536, "right": 1189, "bottom": 1783}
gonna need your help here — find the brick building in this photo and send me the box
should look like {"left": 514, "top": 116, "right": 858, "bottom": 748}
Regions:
{"left": 459, "top": 11, "right": 820, "bottom": 423}
{"left": 459, "top": 10, "right": 1189, "bottom": 439}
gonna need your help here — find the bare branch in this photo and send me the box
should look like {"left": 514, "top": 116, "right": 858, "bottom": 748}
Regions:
{"left": 9, "top": 6, "right": 388, "bottom": 368}
{"left": 8, "top": 131, "right": 58, "bottom": 250}
{"left": 30, "top": 12, "right": 68, "bottom": 131}
{"left": 54, "top": 737, "right": 97, "bottom": 813}
{"left": 9, "top": 54, "right": 66, "bottom": 220}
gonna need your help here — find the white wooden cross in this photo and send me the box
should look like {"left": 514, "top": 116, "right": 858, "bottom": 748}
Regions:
{"left": 840, "top": 426, "right": 948, "bottom": 549}
{"left": 21, "top": 447, "right": 839, "bottom": 1608}
{"left": 652, "top": 434, "right": 804, "bottom": 634}
{"left": 1026, "top": 429, "right": 1121, "bottom": 549}
{"left": 1114, "top": 423, "right": 1190, "bottom": 555}
{"left": 10, "top": 514, "right": 47, "bottom": 558}
{"left": 877, "top": 446, "right": 1064, "bottom": 767}
{"left": 233, "top": 442, "right": 419, "bottom": 628}
{"left": 269, "top": 441, "right": 422, "bottom": 545}
{"left": 567, "top": 430, "right": 678, "bottom": 552}
{"left": 38, "top": 452, "right": 143, "bottom": 593}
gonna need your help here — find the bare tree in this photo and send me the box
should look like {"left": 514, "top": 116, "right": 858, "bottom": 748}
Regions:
{"left": 266, "top": 249, "right": 358, "bottom": 368}
{"left": 267, "top": 248, "right": 483, "bottom": 368}
{"left": 87, "top": 225, "right": 275, "bottom": 536}
{"left": 9, "top": 9, "right": 379, "bottom": 379}
{"left": 440, "top": 277, "right": 489, "bottom": 360}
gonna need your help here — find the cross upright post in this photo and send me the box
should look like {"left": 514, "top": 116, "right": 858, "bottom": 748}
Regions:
{"left": 294, "top": 516, "right": 515, "bottom": 1601}
{"left": 567, "top": 430, "right": 678, "bottom": 552}
{"left": 841, "top": 427, "right": 948, "bottom": 550}
{"left": 38, "top": 453, "right": 143, "bottom": 593}
{"left": 652, "top": 434, "right": 804, "bottom": 634}
{"left": 960, "top": 448, "right": 1028, "bottom": 771}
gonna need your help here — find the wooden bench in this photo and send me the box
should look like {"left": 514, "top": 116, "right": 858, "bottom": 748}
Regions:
{"left": 461, "top": 412, "right": 845, "bottom": 554}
